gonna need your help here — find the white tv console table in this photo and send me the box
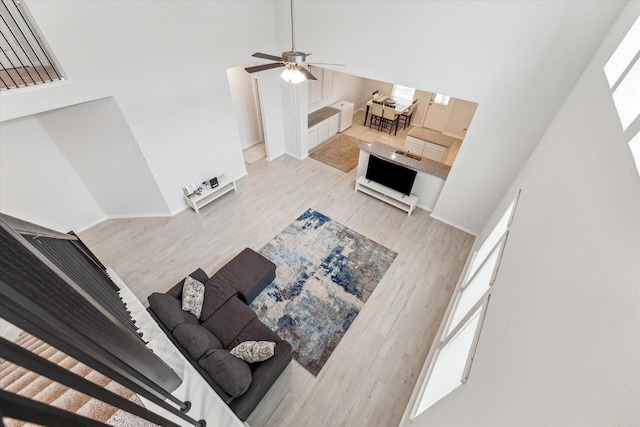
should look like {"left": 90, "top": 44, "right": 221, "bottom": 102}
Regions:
{"left": 355, "top": 142, "right": 451, "bottom": 214}
{"left": 184, "top": 177, "right": 236, "bottom": 213}
{"left": 356, "top": 176, "right": 418, "bottom": 216}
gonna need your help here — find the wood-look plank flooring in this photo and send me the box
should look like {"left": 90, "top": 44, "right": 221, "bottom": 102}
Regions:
{"left": 79, "top": 143, "right": 474, "bottom": 427}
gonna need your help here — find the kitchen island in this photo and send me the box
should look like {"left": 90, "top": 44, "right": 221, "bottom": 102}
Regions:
{"left": 405, "top": 127, "right": 460, "bottom": 163}
{"left": 356, "top": 141, "right": 450, "bottom": 212}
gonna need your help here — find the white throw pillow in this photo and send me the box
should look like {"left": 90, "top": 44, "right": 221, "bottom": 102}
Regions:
{"left": 181, "top": 276, "right": 205, "bottom": 319}
{"left": 230, "top": 341, "right": 276, "bottom": 363}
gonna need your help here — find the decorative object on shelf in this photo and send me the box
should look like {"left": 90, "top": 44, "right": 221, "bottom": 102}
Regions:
{"left": 183, "top": 183, "right": 197, "bottom": 196}
{"left": 251, "top": 208, "right": 397, "bottom": 376}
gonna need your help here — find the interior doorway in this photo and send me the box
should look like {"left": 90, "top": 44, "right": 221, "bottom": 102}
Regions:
{"left": 243, "top": 76, "right": 267, "bottom": 165}
{"left": 226, "top": 65, "right": 267, "bottom": 166}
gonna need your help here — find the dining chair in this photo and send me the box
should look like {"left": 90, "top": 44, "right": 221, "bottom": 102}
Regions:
{"left": 369, "top": 103, "right": 384, "bottom": 131}
{"left": 399, "top": 99, "right": 418, "bottom": 129}
{"left": 381, "top": 107, "right": 399, "bottom": 135}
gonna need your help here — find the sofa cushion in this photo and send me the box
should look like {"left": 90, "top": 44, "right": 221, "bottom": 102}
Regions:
{"left": 198, "top": 348, "right": 252, "bottom": 397}
{"left": 199, "top": 277, "right": 239, "bottom": 322}
{"left": 213, "top": 248, "right": 276, "bottom": 304}
{"left": 166, "top": 268, "right": 209, "bottom": 300}
{"left": 181, "top": 276, "right": 205, "bottom": 318}
{"left": 229, "top": 317, "right": 282, "bottom": 349}
{"left": 173, "top": 323, "right": 223, "bottom": 360}
{"left": 230, "top": 341, "right": 276, "bottom": 363}
{"left": 200, "top": 297, "right": 257, "bottom": 348}
{"left": 148, "top": 293, "right": 198, "bottom": 331}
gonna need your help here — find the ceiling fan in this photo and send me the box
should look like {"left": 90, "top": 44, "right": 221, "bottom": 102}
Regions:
{"left": 244, "top": 0, "right": 342, "bottom": 83}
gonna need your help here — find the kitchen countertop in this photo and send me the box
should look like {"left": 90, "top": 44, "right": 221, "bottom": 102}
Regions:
{"left": 308, "top": 106, "right": 340, "bottom": 128}
{"left": 358, "top": 141, "right": 451, "bottom": 179}
{"left": 406, "top": 127, "right": 459, "bottom": 148}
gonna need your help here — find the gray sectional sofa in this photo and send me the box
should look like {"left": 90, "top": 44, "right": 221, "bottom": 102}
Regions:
{"left": 147, "top": 248, "right": 292, "bottom": 421}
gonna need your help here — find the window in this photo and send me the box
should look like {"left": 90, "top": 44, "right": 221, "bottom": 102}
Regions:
{"left": 629, "top": 132, "right": 640, "bottom": 177}
{"left": 392, "top": 84, "right": 415, "bottom": 102}
{"left": 0, "top": 0, "right": 64, "bottom": 90}
{"left": 412, "top": 193, "right": 519, "bottom": 417}
{"left": 433, "top": 93, "right": 450, "bottom": 106}
{"left": 604, "top": 15, "right": 640, "bottom": 131}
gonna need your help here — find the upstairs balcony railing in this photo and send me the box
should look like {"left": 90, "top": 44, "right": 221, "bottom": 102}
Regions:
{"left": 0, "top": 0, "right": 63, "bottom": 90}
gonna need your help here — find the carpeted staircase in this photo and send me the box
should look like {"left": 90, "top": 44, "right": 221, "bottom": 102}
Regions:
{"left": 1, "top": 332, "right": 156, "bottom": 427}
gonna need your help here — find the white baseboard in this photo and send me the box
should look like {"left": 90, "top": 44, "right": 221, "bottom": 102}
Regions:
{"left": 75, "top": 215, "right": 109, "bottom": 234}
{"left": 429, "top": 212, "right": 479, "bottom": 236}
{"left": 107, "top": 212, "right": 172, "bottom": 219}
{"left": 417, "top": 201, "right": 434, "bottom": 213}
{"left": 267, "top": 149, "right": 287, "bottom": 161}
{"left": 79, "top": 171, "right": 249, "bottom": 229}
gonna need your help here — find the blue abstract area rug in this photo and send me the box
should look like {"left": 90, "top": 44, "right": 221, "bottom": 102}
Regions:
{"left": 250, "top": 208, "right": 397, "bottom": 376}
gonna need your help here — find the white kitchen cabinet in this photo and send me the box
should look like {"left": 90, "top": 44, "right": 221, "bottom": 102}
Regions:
{"left": 328, "top": 114, "right": 339, "bottom": 135}
{"left": 404, "top": 139, "right": 424, "bottom": 156}
{"left": 308, "top": 66, "right": 333, "bottom": 106}
{"left": 309, "top": 66, "right": 323, "bottom": 105}
{"left": 318, "top": 120, "right": 329, "bottom": 143}
{"left": 322, "top": 69, "right": 333, "bottom": 99}
{"left": 308, "top": 126, "right": 319, "bottom": 150}
{"left": 404, "top": 135, "right": 448, "bottom": 163}
{"left": 307, "top": 112, "right": 339, "bottom": 151}
{"left": 423, "top": 144, "right": 447, "bottom": 162}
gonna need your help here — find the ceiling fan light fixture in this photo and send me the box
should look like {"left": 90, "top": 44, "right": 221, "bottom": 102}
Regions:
{"left": 281, "top": 64, "right": 305, "bottom": 84}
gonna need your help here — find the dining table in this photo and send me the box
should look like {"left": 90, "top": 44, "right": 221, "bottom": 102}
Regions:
{"left": 363, "top": 94, "right": 412, "bottom": 126}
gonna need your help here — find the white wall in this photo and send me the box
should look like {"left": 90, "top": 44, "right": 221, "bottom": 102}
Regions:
{"left": 290, "top": 0, "right": 627, "bottom": 233}
{"left": 36, "top": 97, "right": 169, "bottom": 217}
{"left": 404, "top": 2, "right": 640, "bottom": 425}
{"left": 0, "top": 115, "right": 106, "bottom": 232}
{"left": 1, "top": 1, "right": 280, "bottom": 218}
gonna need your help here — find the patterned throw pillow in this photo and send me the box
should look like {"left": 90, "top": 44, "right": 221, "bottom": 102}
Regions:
{"left": 230, "top": 341, "right": 276, "bottom": 363}
{"left": 181, "top": 276, "right": 205, "bottom": 319}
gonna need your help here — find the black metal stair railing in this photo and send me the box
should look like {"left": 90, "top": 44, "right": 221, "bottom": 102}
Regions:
{"left": 0, "top": 337, "right": 190, "bottom": 427}
{"left": 0, "top": 214, "right": 208, "bottom": 427}
{"left": 0, "top": 0, "right": 64, "bottom": 90}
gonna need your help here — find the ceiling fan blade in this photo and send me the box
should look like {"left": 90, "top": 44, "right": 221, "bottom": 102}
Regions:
{"left": 245, "top": 62, "right": 285, "bottom": 73}
{"left": 306, "top": 62, "right": 346, "bottom": 66}
{"left": 296, "top": 65, "right": 317, "bottom": 81}
{"left": 252, "top": 52, "right": 284, "bottom": 61}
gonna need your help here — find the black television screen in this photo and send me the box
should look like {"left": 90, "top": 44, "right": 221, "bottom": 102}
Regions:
{"left": 365, "top": 155, "right": 417, "bottom": 196}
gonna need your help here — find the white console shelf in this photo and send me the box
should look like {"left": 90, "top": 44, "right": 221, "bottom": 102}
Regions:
{"left": 355, "top": 176, "right": 419, "bottom": 216}
{"left": 184, "top": 178, "right": 236, "bottom": 213}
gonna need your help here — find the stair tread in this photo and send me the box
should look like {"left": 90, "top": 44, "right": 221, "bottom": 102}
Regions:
{"left": 3, "top": 333, "right": 144, "bottom": 426}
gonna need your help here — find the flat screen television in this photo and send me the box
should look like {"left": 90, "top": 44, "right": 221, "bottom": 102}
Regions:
{"left": 365, "top": 155, "right": 417, "bottom": 196}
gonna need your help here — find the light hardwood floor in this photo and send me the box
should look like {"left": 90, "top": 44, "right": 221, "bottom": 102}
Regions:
{"left": 80, "top": 151, "right": 474, "bottom": 427}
